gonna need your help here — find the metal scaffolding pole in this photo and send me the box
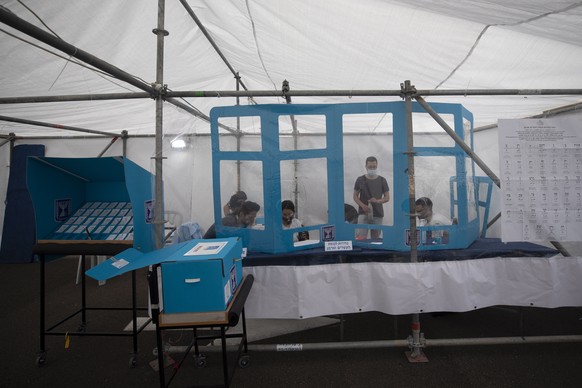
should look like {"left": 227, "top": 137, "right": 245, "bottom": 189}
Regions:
{"left": 178, "top": 0, "right": 251, "bottom": 92}
{"left": 96, "top": 136, "right": 120, "bottom": 157}
{"left": 0, "top": 7, "right": 156, "bottom": 95}
{"left": 0, "top": 115, "right": 119, "bottom": 137}
{"left": 153, "top": 0, "right": 167, "bottom": 250}
{"left": 414, "top": 96, "right": 501, "bottom": 188}
{"left": 402, "top": 80, "right": 428, "bottom": 363}
{"left": 0, "top": 138, "right": 11, "bottom": 148}
{"left": 166, "top": 334, "right": 582, "bottom": 353}
{"left": 166, "top": 88, "right": 582, "bottom": 98}
{"left": 236, "top": 73, "right": 242, "bottom": 191}
{"left": 2, "top": 89, "right": 581, "bottom": 105}
{"left": 0, "top": 93, "right": 152, "bottom": 104}
{"left": 0, "top": 6, "right": 227, "bottom": 136}
{"left": 282, "top": 80, "right": 301, "bottom": 211}
{"left": 121, "top": 130, "right": 128, "bottom": 157}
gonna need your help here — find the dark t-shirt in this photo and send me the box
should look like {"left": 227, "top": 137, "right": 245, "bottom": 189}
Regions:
{"left": 203, "top": 214, "right": 239, "bottom": 239}
{"left": 354, "top": 175, "right": 389, "bottom": 217}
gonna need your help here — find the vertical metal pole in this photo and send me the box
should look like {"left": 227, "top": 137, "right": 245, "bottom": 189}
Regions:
{"left": 293, "top": 118, "right": 299, "bottom": 211}
{"left": 153, "top": 0, "right": 167, "bottom": 250}
{"left": 156, "top": 322, "right": 166, "bottom": 388}
{"left": 121, "top": 130, "right": 128, "bottom": 158}
{"left": 283, "top": 81, "right": 300, "bottom": 212}
{"left": 401, "top": 80, "right": 427, "bottom": 362}
{"left": 131, "top": 270, "right": 138, "bottom": 358}
{"left": 9, "top": 133, "right": 15, "bottom": 167}
{"left": 403, "top": 82, "right": 418, "bottom": 261}
{"left": 81, "top": 255, "right": 87, "bottom": 324}
{"left": 242, "top": 308, "right": 249, "bottom": 353}
{"left": 221, "top": 326, "right": 229, "bottom": 386}
{"left": 39, "top": 254, "right": 46, "bottom": 356}
{"left": 236, "top": 73, "right": 242, "bottom": 191}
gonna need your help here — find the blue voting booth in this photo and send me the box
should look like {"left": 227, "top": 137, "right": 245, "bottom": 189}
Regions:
{"left": 210, "top": 101, "right": 481, "bottom": 254}
{"left": 28, "top": 156, "right": 161, "bottom": 365}
{"left": 86, "top": 237, "right": 244, "bottom": 317}
{"left": 27, "top": 156, "right": 159, "bottom": 252}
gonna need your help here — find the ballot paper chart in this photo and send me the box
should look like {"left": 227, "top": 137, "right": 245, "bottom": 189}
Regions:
{"left": 498, "top": 118, "right": 582, "bottom": 242}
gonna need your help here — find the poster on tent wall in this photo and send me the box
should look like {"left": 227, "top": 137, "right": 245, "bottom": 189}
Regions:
{"left": 498, "top": 118, "right": 582, "bottom": 242}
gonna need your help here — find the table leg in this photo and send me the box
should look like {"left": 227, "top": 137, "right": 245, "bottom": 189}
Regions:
{"left": 37, "top": 254, "right": 46, "bottom": 366}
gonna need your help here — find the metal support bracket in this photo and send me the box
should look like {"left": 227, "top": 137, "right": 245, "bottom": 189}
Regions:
{"left": 152, "top": 28, "right": 169, "bottom": 36}
{"left": 400, "top": 80, "right": 417, "bottom": 99}
{"left": 406, "top": 333, "right": 429, "bottom": 363}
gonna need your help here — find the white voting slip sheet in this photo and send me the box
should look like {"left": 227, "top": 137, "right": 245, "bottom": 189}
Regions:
{"left": 498, "top": 118, "right": 582, "bottom": 242}
{"left": 184, "top": 241, "right": 228, "bottom": 256}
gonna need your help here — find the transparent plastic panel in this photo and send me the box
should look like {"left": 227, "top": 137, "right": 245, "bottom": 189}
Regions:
{"left": 219, "top": 160, "right": 264, "bottom": 229}
{"left": 466, "top": 159, "right": 478, "bottom": 222}
{"left": 463, "top": 117, "right": 473, "bottom": 149}
{"left": 412, "top": 113, "right": 455, "bottom": 147}
{"left": 280, "top": 158, "right": 327, "bottom": 247}
{"left": 414, "top": 156, "right": 455, "bottom": 245}
{"left": 342, "top": 115, "right": 395, "bottom": 241}
{"left": 278, "top": 115, "right": 327, "bottom": 150}
{"left": 218, "top": 116, "right": 262, "bottom": 151}
{"left": 280, "top": 158, "right": 328, "bottom": 224}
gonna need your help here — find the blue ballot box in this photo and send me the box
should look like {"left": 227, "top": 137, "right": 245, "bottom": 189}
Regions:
{"left": 86, "top": 237, "right": 244, "bottom": 317}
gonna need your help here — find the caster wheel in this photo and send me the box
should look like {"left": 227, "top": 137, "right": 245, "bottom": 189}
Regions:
{"left": 36, "top": 353, "right": 46, "bottom": 367}
{"left": 238, "top": 355, "right": 250, "bottom": 368}
{"left": 129, "top": 355, "right": 137, "bottom": 368}
{"left": 194, "top": 354, "right": 207, "bottom": 368}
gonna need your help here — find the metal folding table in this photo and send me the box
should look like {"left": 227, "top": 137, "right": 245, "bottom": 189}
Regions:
{"left": 33, "top": 240, "right": 151, "bottom": 367}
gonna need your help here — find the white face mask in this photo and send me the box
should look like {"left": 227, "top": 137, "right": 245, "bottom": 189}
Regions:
{"left": 366, "top": 168, "right": 377, "bottom": 177}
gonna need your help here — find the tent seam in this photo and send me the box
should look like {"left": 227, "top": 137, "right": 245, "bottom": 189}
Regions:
{"left": 435, "top": 2, "right": 582, "bottom": 90}
{"left": 245, "top": 0, "right": 278, "bottom": 92}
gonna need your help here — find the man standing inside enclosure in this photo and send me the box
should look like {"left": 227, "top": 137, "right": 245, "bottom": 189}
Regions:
{"left": 353, "top": 156, "right": 390, "bottom": 239}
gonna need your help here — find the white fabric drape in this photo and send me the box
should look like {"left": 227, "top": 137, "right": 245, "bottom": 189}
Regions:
{"left": 243, "top": 255, "right": 582, "bottom": 319}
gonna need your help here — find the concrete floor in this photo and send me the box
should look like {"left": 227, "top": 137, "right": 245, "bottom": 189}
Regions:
{"left": 2, "top": 256, "right": 582, "bottom": 388}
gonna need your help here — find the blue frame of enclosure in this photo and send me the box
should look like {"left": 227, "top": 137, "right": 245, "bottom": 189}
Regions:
{"left": 210, "top": 101, "right": 480, "bottom": 254}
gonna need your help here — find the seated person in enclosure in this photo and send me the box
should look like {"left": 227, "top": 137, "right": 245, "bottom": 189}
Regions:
{"left": 282, "top": 200, "right": 309, "bottom": 242}
{"left": 344, "top": 203, "right": 358, "bottom": 224}
{"left": 353, "top": 156, "right": 390, "bottom": 239}
{"left": 223, "top": 190, "right": 247, "bottom": 216}
{"left": 415, "top": 197, "right": 452, "bottom": 242}
{"left": 204, "top": 200, "right": 261, "bottom": 239}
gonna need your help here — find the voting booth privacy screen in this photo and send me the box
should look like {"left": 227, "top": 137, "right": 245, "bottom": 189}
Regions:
{"left": 210, "top": 101, "right": 481, "bottom": 254}
{"left": 27, "top": 156, "right": 159, "bottom": 253}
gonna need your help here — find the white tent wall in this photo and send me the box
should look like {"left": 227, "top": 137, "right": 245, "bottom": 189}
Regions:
{"left": 1, "top": 1, "right": 582, "bottom": 137}
{"left": 0, "top": 126, "right": 502, "bottom": 247}
{"left": 3, "top": 104, "right": 582, "bottom": 247}
{"left": 1, "top": 0, "right": 582, "bottom": 249}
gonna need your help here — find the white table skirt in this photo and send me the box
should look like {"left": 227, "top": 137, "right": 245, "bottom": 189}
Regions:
{"left": 243, "top": 255, "right": 582, "bottom": 319}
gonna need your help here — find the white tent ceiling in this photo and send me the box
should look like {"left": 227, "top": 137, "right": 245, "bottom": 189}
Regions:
{"left": 1, "top": 0, "right": 581, "bottom": 137}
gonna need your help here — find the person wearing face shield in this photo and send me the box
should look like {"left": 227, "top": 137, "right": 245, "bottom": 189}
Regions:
{"left": 353, "top": 156, "right": 390, "bottom": 239}
{"left": 282, "top": 200, "right": 309, "bottom": 241}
